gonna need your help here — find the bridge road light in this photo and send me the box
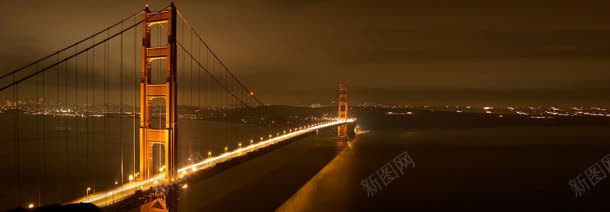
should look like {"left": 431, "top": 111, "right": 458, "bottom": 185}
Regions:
{"left": 86, "top": 187, "right": 91, "bottom": 196}
{"left": 250, "top": 139, "right": 253, "bottom": 145}
{"left": 115, "top": 181, "right": 118, "bottom": 185}
{"left": 238, "top": 143, "right": 242, "bottom": 148}
{"left": 28, "top": 203, "right": 34, "bottom": 209}
{"left": 224, "top": 146, "right": 228, "bottom": 152}
{"left": 128, "top": 175, "right": 134, "bottom": 181}
{"left": 208, "top": 151, "right": 212, "bottom": 157}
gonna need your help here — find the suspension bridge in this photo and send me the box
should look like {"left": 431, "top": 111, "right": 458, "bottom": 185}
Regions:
{"left": 0, "top": 4, "right": 353, "bottom": 211}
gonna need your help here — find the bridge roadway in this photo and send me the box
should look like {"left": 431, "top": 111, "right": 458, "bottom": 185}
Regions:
{"left": 69, "top": 119, "right": 355, "bottom": 207}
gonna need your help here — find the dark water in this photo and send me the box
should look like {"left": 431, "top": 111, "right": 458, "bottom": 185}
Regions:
{"left": 3, "top": 108, "right": 610, "bottom": 211}
{"left": 0, "top": 113, "right": 308, "bottom": 210}
{"left": 179, "top": 109, "right": 610, "bottom": 211}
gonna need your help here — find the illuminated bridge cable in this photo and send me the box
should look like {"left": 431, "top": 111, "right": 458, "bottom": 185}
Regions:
{"left": 34, "top": 64, "right": 39, "bottom": 206}
{"left": 41, "top": 59, "right": 46, "bottom": 207}
{"left": 132, "top": 16, "right": 137, "bottom": 180}
{"left": 0, "top": 10, "right": 145, "bottom": 82}
{"left": 175, "top": 41, "right": 254, "bottom": 109}
{"left": 197, "top": 38, "right": 201, "bottom": 154}
{"left": 176, "top": 10, "right": 271, "bottom": 112}
{"left": 0, "top": 9, "right": 169, "bottom": 199}
{"left": 103, "top": 32, "right": 107, "bottom": 182}
{"left": 74, "top": 45, "right": 78, "bottom": 188}
{"left": 13, "top": 72, "right": 20, "bottom": 207}
{"left": 0, "top": 6, "right": 171, "bottom": 92}
{"left": 120, "top": 21, "right": 124, "bottom": 184}
{"left": 190, "top": 27, "right": 194, "bottom": 158}
{"left": 92, "top": 35, "right": 96, "bottom": 187}
{"left": 64, "top": 52, "right": 69, "bottom": 193}
{"left": 85, "top": 44, "right": 89, "bottom": 189}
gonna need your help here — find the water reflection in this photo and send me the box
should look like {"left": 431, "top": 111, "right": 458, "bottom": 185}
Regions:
{"left": 277, "top": 138, "right": 358, "bottom": 212}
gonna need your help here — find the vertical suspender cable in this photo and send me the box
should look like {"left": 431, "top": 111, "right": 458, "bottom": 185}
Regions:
{"left": 13, "top": 71, "right": 20, "bottom": 207}
{"left": 65, "top": 51, "right": 69, "bottom": 194}
{"left": 36, "top": 63, "right": 41, "bottom": 206}
{"left": 56, "top": 52, "right": 60, "bottom": 193}
{"left": 190, "top": 27, "right": 193, "bottom": 158}
{"left": 92, "top": 37, "right": 96, "bottom": 188}
{"left": 181, "top": 20, "right": 185, "bottom": 161}
{"left": 41, "top": 56, "right": 48, "bottom": 206}
{"left": 133, "top": 16, "right": 137, "bottom": 177}
{"left": 104, "top": 31, "right": 108, "bottom": 182}
{"left": 197, "top": 40, "right": 201, "bottom": 154}
{"left": 86, "top": 41, "right": 90, "bottom": 188}
{"left": 120, "top": 22, "right": 124, "bottom": 184}
{"left": 74, "top": 46, "right": 78, "bottom": 187}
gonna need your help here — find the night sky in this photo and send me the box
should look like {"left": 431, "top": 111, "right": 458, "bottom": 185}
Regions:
{"left": 1, "top": 0, "right": 609, "bottom": 106}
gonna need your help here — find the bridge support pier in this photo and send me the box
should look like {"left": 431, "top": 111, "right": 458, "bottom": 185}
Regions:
{"left": 139, "top": 4, "right": 178, "bottom": 212}
{"left": 337, "top": 85, "right": 349, "bottom": 138}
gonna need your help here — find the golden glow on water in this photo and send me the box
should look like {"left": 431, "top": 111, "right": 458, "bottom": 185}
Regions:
{"left": 277, "top": 139, "right": 357, "bottom": 212}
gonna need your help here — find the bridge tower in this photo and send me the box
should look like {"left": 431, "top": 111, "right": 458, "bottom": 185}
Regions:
{"left": 139, "top": 4, "right": 178, "bottom": 212}
{"left": 337, "top": 85, "right": 349, "bottom": 138}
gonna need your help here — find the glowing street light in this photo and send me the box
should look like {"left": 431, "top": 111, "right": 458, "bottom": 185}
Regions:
{"left": 86, "top": 187, "right": 92, "bottom": 196}
{"left": 114, "top": 181, "right": 118, "bottom": 185}
{"left": 224, "top": 146, "right": 228, "bottom": 152}
{"left": 28, "top": 203, "right": 34, "bottom": 209}
{"left": 182, "top": 184, "right": 188, "bottom": 189}
{"left": 238, "top": 143, "right": 242, "bottom": 148}
{"left": 129, "top": 175, "right": 134, "bottom": 181}
{"left": 208, "top": 151, "right": 212, "bottom": 157}
{"left": 250, "top": 139, "right": 253, "bottom": 144}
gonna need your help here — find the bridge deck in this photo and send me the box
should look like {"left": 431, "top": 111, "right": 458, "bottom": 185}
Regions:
{"left": 69, "top": 119, "right": 354, "bottom": 207}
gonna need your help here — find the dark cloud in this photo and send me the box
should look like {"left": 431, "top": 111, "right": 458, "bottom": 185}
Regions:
{"left": 1, "top": 0, "right": 609, "bottom": 106}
